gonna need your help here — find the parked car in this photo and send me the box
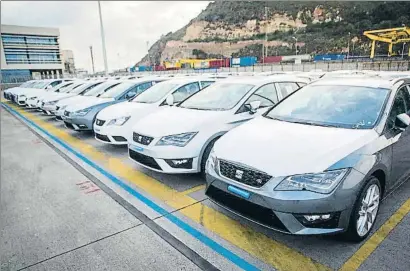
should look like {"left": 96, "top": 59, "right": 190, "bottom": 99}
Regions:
{"left": 53, "top": 81, "right": 105, "bottom": 120}
{"left": 9, "top": 79, "right": 68, "bottom": 105}
{"left": 93, "top": 78, "right": 215, "bottom": 145}
{"left": 39, "top": 81, "right": 88, "bottom": 115}
{"left": 3, "top": 80, "right": 38, "bottom": 100}
{"left": 62, "top": 78, "right": 164, "bottom": 131}
{"left": 26, "top": 81, "right": 75, "bottom": 108}
{"left": 128, "top": 76, "right": 309, "bottom": 174}
{"left": 205, "top": 77, "right": 410, "bottom": 241}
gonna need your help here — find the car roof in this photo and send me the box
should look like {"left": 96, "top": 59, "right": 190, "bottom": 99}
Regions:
{"left": 310, "top": 77, "right": 410, "bottom": 89}
{"left": 213, "top": 75, "right": 309, "bottom": 85}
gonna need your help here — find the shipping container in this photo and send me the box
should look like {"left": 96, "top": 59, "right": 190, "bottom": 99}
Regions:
{"left": 193, "top": 60, "right": 210, "bottom": 69}
{"left": 209, "top": 59, "right": 230, "bottom": 68}
{"left": 261, "top": 56, "right": 282, "bottom": 63}
{"left": 281, "top": 54, "right": 311, "bottom": 62}
{"left": 313, "top": 54, "right": 346, "bottom": 62}
{"left": 137, "top": 65, "right": 153, "bottom": 72}
{"left": 231, "top": 56, "right": 257, "bottom": 67}
{"left": 154, "top": 65, "right": 165, "bottom": 71}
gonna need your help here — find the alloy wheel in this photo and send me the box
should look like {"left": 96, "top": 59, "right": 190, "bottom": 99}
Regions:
{"left": 356, "top": 184, "right": 380, "bottom": 237}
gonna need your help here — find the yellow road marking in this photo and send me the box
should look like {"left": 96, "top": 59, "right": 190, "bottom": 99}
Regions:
{"left": 179, "top": 185, "right": 206, "bottom": 196}
{"left": 4, "top": 102, "right": 330, "bottom": 271}
{"left": 339, "top": 198, "right": 410, "bottom": 271}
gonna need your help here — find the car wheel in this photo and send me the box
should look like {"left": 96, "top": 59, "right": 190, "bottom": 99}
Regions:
{"left": 345, "top": 176, "right": 381, "bottom": 242}
{"left": 200, "top": 138, "right": 218, "bottom": 175}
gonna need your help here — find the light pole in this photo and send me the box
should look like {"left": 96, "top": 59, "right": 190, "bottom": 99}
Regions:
{"left": 347, "top": 32, "right": 351, "bottom": 60}
{"left": 98, "top": 1, "right": 108, "bottom": 76}
{"left": 89, "top": 46, "right": 95, "bottom": 74}
{"left": 402, "top": 42, "right": 406, "bottom": 59}
{"left": 292, "top": 36, "right": 298, "bottom": 55}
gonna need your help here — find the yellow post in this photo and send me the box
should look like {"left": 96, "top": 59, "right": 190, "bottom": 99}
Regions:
{"left": 388, "top": 43, "right": 393, "bottom": 56}
{"left": 370, "top": 40, "right": 376, "bottom": 58}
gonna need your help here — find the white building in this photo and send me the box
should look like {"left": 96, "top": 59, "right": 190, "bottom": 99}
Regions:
{"left": 1, "top": 24, "right": 64, "bottom": 82}
{"left": 61, "top": 49, "right": 75, "bottom": 75}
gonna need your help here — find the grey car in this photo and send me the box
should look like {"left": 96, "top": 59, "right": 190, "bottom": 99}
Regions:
{"left": 205, "top": 77, "right": 410, "bottom": 242}
{"left": 63, "top": 78, "right": 165, "bottom": 131}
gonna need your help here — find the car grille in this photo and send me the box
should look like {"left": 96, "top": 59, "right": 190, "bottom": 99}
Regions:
{"left": 219, "top": 160, "right": 272, "bottom": 188}
{"left": 64, "top": 110, "right": 70, "bottom": 117}
{"left": 129, "top": 149, "right": 161, "bottom": 170}
{"left": 95, "top": 133, "right": 110, "bottom": 142}
{"left": 206, "top": 185, "right": 288, "bottom": 232}
{"left": 133, "top": 132, "right": 153, "bottom": 146}
{"left": 95, "top": 119, "right": 106, "bottom": 126}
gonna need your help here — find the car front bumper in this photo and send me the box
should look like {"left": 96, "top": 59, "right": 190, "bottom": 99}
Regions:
{"left": 128, "top": 141, "right": 201, "bottom": 173}
{"left": 204, "top": 163, "right": 366, "bottom": 235}
{"left": 62, "top": 114, "right": 94, "bottom": 131}
{"left": 92, "top": 122, "right": 129, "bottom": 145}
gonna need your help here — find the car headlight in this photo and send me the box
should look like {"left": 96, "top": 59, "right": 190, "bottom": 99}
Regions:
{"left": 207, "top": 148, "right": 219, "bottom": 174}
{"left": 156, "top": 132, "right": 197, "bottom": 147}
{"left": 45, "top": 100, "right": 58, "bottom": 105}
{"left": 73, "top": 107, "right": 92, "bottom": 116}
{"left": 107, "top": 116, "right": 130, "bottom": 126}
{"left": 274, "top": 168, "right": 350, "bottom": 194}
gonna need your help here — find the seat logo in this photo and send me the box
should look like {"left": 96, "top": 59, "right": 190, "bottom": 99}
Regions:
{"left": 235, "top": 170, "right": 244, "bottom": 179}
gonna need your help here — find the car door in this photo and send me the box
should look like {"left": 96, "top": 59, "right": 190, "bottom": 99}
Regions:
{"left": 386, "top": 84, "right": 410, "bottom": 187}
{"left": 232, "top": 83, "right": 279, "bottom": 125}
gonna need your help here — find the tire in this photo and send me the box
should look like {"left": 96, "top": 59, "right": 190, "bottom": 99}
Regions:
{"left": 345, "top": 176, "right": 382, "bottom": 242}
{"left": 200, "top": 138, "right": 218, "bottom": 175}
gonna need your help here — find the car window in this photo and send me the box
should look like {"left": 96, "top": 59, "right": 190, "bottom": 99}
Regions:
{"left": 135, "top": 82, "right": 152, "bottom": 94}
{"left": 201, "top": 81, "right": 215, "bottom": 89}
{"left": 297, "top": 82, "right": 307, "bottom": 87}
{"left": 172, "top": 82, "right": 200, "bottom": 103}
{"left": 276, "top": 82, "right": 299, "bottom": 98}
{"left": 387, "top": 86, "right": 410, "bottom": 130}
{"left": 245, "top": 83, "right": 278, "bottom": 107}
{"left": 78, "top": 82, "right": 103, "bottom": 95}
{"left": 50, "top": 80, "right": 62, "bottom": 87}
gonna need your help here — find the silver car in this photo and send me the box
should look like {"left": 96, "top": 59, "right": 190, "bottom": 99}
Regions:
{"left": 205, "top": 77, "right": 410, "bottom": 242}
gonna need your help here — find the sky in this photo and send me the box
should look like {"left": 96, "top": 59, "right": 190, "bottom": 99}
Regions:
{"left": 1, "top": 1, "right": 210, "bottom": 73}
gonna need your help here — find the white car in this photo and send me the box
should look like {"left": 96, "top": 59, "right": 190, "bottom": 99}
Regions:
{"left": 3, "top": 80, "right": 38, "bottom": 100}
{"left": 39, "top": 81, "right": 89, "bottom": 115}
{"left": 9, "top": 79, "right": 67, "bottom": 105}
{"left": 128, "top": 76, "right": 309, "bottom": 174}
{"left": 54, "top": 80, "right": 121, "bottom": 120}
{"left": 26, "top": 81, "right": 75, "bottom": 108}
{"left": 93, "top": 78, "right": 216, "bottom": 145}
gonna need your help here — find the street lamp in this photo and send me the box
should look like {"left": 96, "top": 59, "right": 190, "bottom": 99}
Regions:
{"left": 98, "top": 1, "right": 108, "bottom": 76}
{"left": 292, "top": 37, "right": 298, "bottom": 55}
{"left": 402, "top": 42, "right": 406, "bottom": 59}
{"left": 347, "top": 32, "right": 351, "bottom": 60}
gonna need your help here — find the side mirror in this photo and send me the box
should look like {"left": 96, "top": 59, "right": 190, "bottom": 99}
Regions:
{"left": 165, "top": 94, "right": 174, "bottom": 106}
{"left": 394, "top": 113, "right": 410, "bottom": 131}
{"left": 246, "top": 100, "right": 261, "bottom": 114}
{"left": 125, "top": 91, "right": 136, "bottom": 100}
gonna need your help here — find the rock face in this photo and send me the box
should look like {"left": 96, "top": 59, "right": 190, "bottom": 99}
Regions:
{"left": 136, "top": 1, "right": 410, "bottom": 66}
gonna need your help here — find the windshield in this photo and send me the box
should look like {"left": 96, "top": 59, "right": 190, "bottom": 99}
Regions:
{"left": 179, "top": 83, "right": 255, "bottom": 110}
{"left": 83, "top": 82, "right": 119, "bottom": 97}
{"left": 47, "top": 82, "right": 71, "bottom": 92}
{"left": 75, "top": 82, "right": 102, "bottom": 95}
{"left": 265, "top": 84, "right": 390, "bottom": 129}
{"left": 132, "top": 82, "right": 179, "bottom": 103}
{"left": 98, "top": 82, "right": 135, "bottom": 98}
{"left": 58, "top": 83, "right": 83, "bottom": 93}
{"left": 31, "top": 81, "right": 49, "bottom": 89}
{"left": 20, "top": 81, "right": 35, "bottom": 88}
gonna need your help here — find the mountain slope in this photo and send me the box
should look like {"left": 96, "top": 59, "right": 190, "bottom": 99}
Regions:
{"left": 137, "top": 1, "right": 410, "bottom": 66}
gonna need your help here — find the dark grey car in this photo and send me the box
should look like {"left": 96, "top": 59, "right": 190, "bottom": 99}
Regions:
{"left": 205, "top": 77, "right": 410, "bottom": 242}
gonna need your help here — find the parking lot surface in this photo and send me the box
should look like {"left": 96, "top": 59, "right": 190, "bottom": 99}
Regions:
{"left": 1, "top": 100, "right": 410, "bottom": 271}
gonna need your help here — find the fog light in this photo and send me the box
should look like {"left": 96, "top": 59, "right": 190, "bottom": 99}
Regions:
{"left": 304, "top": 214, "right": 331, "bottom": 222}
{"left": 79, "top": 124, "right": 87, "bottom": 128}
{"left": 165, "top": 158, "right": 193, "bottom": 169}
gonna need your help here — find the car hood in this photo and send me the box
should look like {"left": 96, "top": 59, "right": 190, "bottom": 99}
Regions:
{"left": 66, "top": 96, "right": 115, "bottom": 112}
{"left": 55, "top": 96, "right": 87, "bottom": 107}
{"left": 133, "top": 106, "right": 226, "bottom": 137}
{"left": 97, "top": 102, "right": 153, "bottom": 120}
{"left": 214, "top": 116, "right": 379, "bottom": 177}
{"left": 11, "top": 88, "right": 40, "bottom": 95}
{"left": 42, "top": 93, "right": 75, "bottom": 102}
